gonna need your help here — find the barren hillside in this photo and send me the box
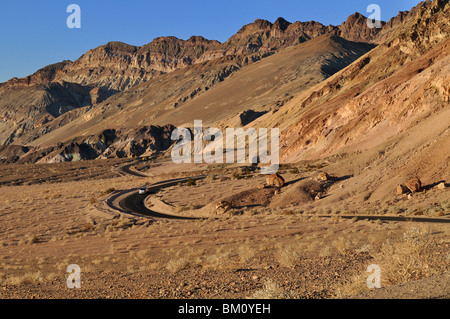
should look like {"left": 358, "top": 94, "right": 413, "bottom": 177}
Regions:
{"left": 250, "top": 0, "right": 449, "bottom": 208}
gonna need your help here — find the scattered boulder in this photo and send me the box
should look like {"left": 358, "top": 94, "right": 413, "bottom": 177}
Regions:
{"left": 405, "top": 177, "right": 422, "bottom": 193}
{"left": 397, "top": 184, "right": 410, "bottom": 195}
{"left": 436, "top": 182, "right": 446, "bottom": 190}
{"left": 216, "top": 201, "right": 232, "bottom": 213}
{"left": 266, "top": 173, "right": 285, "bottom": 188}
{"left": 317, "top": 172, "right": 330, "bottom": 181}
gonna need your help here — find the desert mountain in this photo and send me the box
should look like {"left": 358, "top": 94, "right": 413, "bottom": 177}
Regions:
{"left": 0, "top": 0, "right": 445, "bottom": 166}
{"left": 0, "top": 8, "right": 392, "bottom": 148}
{"left": 248, "top": 0, "right": 449, "bottom": 207}
{"left": 1, "top": 34, "right": 374, "bottom": 163}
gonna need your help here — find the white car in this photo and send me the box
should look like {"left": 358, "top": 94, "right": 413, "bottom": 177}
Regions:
{"left": 138, "top": 187, "right": 147, "bottom": 195}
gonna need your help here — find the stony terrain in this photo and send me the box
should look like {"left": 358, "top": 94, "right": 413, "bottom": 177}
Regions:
{"left": 0, "top": 0, "right": 449, "bottom": 300}
{"left": 0, "top": 160, "right": 448, "bottom": 299}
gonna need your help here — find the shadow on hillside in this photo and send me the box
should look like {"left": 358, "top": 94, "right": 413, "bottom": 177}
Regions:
{"left": 334, "top": 174, "right": 353, "bottom": 182}
{"left": 422, "top": 180, "right": 448, "bottom": 191}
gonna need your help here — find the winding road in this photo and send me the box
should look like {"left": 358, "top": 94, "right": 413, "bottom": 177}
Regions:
{"left": 108, "top": 161, "right": 450, "bottom": 224}
{"left": 115, "top": 160, "right": 150, "bottom": 178}
{"left": 107, "top": 174, "right": 205, "bottom": 220}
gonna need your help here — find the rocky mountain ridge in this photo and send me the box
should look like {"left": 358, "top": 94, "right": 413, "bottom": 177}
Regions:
{"left": 0, "top": 0, "right": 441, "bottom": 165}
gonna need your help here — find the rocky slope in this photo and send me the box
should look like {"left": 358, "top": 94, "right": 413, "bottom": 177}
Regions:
{"left": 0, "top": 124, "right": 175, "bottom": 164}
{"left": 24, "top": 34, "right": 374, "bottom": 150}
{"left": 0, "top": 1, "right": 437, "bottom": 162}
{"left": 0, "top": 82, "right": 95, "bottom": 145}
{"left": 250, "top": 0, "right": 449, "bottom": 206}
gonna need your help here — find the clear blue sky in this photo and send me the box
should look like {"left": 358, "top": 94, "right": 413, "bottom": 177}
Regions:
{"left": 0, "top": 0, "right": 423, "bottom": 83}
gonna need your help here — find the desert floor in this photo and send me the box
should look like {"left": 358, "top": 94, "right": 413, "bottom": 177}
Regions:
{"left": 0, "top": 158, "right": 448, "bottom": 299}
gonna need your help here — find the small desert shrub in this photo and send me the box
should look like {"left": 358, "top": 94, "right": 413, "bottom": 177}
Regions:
{"left": 251, "top": 279, "right": 296, "bottom": 299}
{"left": 237, "top": 245, "right": 256, "bottom": 264}
{"left": 19, "top": 234, "right": 41, "bottom": 245}
{"left": 375, "top": 227, "right": 435, "bottom": 285}
{"left": 166, "top": 258, "right": 189, "bottom": 273}
{"left": 337, "top": 226, "right": 438, "bottom": 297}
{"left": 274, "top": 243, "right": 302, "bottom": 268}
{"left": 282, "top": 209, "right": 296, "bottom": 216}
{"left": 101, "top": 188, "right": 116, "bottom": 196}
{"left": 205, "top": 175, "right": 217, "bottom": 183}
{"left": 232, "top": 172, "right": 243, "bottom": 180}
{"left": 228, "top": 208, "right": 244, "bottom": 216}
{"left": 114, "top": 216, "right": 134, "bottom": 229}
{"left": 3, "top": 271, "right": 44, "bottom": 285}
{"left": 186, "top": 179, "right": 196, "bottom": 186}
{"left": 202, "top": 249, "right": 232, "bottom": 270}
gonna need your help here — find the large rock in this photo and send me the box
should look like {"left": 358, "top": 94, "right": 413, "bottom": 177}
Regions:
{"left": 397, "top": 184, "right": 410, "bottom": 195}
{"left": 405, "top": 177, "right": 422, "bottom": 193}
{"left": 317, "top": 171, "right": 330, "bottom": 181}
{"left": 266, "top": 173, "right": 285, "bottom": 188}
{"left": 216, "top": 201, "right": 232, "bottom": 213}
{"left": 436, "top": 182, "right": 446, "bottom": 190}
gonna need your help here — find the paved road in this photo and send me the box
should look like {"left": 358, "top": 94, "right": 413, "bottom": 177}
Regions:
{"left": 108, "top": 176, "right": 206, "bottom": 220}
{"left": 116, "top": 160, "right": 149, "bottom": 178}
{"left": 319, "top": 214, "right": 450, "bottom": 224}
{"left": 111, "top": 161, "right": 450, "bottom": 224}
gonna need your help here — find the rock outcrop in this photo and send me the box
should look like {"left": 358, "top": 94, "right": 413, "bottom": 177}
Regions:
{"left": 266, "top": 173, "right": 285, "bottom": 188}
{"left": 3, "top": 125, "right": 176, "bottom": 164}
{"left": 317, "top": 172, "right": 330, "bottom": 181}
{"left": 336, "top": 12, "right": 385, "bottom": 43}
{"left": 405, "top": 177, "right": 422, "bottom": 193}
{"left": 216, "top": 201, "right": 232, "bottom": 213}
{"left": 89, "top": 87, "right": 108, "bottom": 105}
{"left": 397, "top": 184, "right": 411, "bottom": 195}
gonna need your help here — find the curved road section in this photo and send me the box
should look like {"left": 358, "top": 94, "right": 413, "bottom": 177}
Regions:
{"left": 116, "top": 160, "right": 150, "bottom": 178}
{"left": 110, "top": 161, "right": 450, "bottom": 224}
{"left": 107, "top": 176, "right": 205, "bottom": 220}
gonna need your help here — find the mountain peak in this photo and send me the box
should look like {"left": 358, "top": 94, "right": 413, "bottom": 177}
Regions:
{"left": 337, "top": 11, "right": 384, "bottom": 43}
{"left": 237, "top": 18, "right": 273, "bottom": 35}
{"left": 273, "top": 17, "right": 291, "bottom": 31}
{"left": 102, "top": 41, "right": 138, "bottom": 53}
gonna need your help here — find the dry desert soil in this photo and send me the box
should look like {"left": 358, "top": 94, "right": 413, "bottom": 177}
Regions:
{"left": 0, "top": 158, "right": 448, "bottom": 299}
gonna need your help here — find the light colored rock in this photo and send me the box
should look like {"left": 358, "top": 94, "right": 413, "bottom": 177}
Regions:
{"left": 266, "top": 173, "right": 285, "bottom": 188}
{"left": 437, "top": 182, "right": 446, "bottom": 190}
{"left": 317, "top": 172, "right": 330, "bottom": 181}
{"left": 215, "top": 201, "right": 232, "bottom": 213}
